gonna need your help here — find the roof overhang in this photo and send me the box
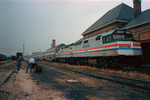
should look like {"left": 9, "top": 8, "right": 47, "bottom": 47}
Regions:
{"left": 82, "top": 19, "right": 129, "bottom": 36}
{"left": 124, "top": 21, "right": 150, "bottom": 29}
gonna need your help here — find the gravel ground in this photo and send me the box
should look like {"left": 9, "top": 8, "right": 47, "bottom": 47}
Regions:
{"left": 32, "top": 62, "right": 150, "bottom": 100}
{"left": 39, "top": 61, "right": 150, "bottom": 89}
{"left": 41, "top": 61, "right": 150, "bottom": 82}
{"left": 0, "top": 61, "right": 150, "bottom": 100}
{"left": 0, "top": 62, "right": 66, "bottom": 100}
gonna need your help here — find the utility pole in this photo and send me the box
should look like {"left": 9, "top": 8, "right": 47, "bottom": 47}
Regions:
{"left": 23, "top": 44, "right": 25, "bottom": 59}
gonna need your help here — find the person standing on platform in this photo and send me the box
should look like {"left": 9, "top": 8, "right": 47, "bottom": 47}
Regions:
{"left": 26, "top": 57, "right": 35, "bottom": 73}
{"left": 17, "top": 56, "right": 22, "bottom": 71}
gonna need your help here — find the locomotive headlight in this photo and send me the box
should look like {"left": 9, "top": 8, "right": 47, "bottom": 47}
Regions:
{"left": 131, "top": 42, "right": 133, "bottom": 46}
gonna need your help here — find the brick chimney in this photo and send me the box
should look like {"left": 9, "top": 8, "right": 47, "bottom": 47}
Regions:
{"left": 133, "top": 0, "right": 141, "bottom": 17}
{"left": 52, "top": 39, "right": 55, "bottom": 48}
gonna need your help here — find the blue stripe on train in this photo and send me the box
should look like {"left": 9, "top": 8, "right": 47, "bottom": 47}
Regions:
{"left": 56, "top": 48, "right": 141, "bottom": 56}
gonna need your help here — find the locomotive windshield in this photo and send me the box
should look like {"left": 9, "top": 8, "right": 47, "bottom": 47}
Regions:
{"left": 102, "top": 30, "right": 133, "bottom": 44}
{"left": 113, "top": 34, "right": 125, "bottom": 39}
{"left": 113, "top": 30, "right": 133, "bottom": 40}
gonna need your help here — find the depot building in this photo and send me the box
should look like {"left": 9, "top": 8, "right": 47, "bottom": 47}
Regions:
{"left": 82, "top": 0, "right": 150, "bottom": 64}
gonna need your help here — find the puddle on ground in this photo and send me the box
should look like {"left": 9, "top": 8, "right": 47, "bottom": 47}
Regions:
{"left": 65, "top": 79, "right": 78, "bottom": 83}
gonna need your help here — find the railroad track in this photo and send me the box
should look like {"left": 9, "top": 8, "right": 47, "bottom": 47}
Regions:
{"left": 38, "top": 61, "right": 150, "bottom": 94}
{"left": 0, "top": 61, "right": 17, "bottom": 86}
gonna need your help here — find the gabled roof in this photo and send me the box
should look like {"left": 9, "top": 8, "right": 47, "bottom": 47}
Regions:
{"left": 82, "top": 3, "right": 133, "bottom": 36}
{"left": 124, "top": 9, "right": 150, "bottom": 29}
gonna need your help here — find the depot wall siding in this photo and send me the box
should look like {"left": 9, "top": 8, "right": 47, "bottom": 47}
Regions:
{"left": 128, "top": 23, "right": 150, "bottom": 63}
{"left": 129, "top": 23, "right": 150, "bottom": 41}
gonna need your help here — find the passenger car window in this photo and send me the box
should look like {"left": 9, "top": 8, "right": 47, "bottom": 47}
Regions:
{"left": 84, "top": 40, "right": 88, "bottom": 44}
{"left": 74, "top": 41, "right": 82, "bottom": 46}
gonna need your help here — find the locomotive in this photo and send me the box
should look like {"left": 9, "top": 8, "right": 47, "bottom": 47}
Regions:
{"left": 0, "top": 54, "right": 7, "bottom": 61}
{"left": 34, "top": 29, "right": 142, "bottom": 67}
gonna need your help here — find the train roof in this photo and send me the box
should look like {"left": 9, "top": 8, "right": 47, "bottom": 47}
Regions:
{"left": 46, "top": 43, "right": 66, "bottom": 51}
{"left": 55, "top": 43, "right": 66, "bottom": 48}
{"left": 100, "top": 30, "right": 115, "bottom": 36}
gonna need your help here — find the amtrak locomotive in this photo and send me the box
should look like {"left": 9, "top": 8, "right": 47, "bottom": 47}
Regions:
{"left": 34, "top": 30, "right": 142, "bottom": 67}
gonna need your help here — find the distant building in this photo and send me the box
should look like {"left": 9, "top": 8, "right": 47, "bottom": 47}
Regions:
{"left": 82, "top": 0, "right": 150, "bottom": 63}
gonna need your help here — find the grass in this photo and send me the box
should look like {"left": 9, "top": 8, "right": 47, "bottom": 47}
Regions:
{"left": 62, "top": 63, "right": 98, "bottom": 71}
{"left": 128, "top": 71, "right": 150, "bottom": 80}
{"left": 42, "top": 61, "right": 150, "bottom": 82}
{"left": 99, "top": 69, "right": 150, "bottom": 81}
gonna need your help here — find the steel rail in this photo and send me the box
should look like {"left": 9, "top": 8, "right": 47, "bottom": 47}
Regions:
{"left": 0, "top": 64, "right": 17, "bottom": 86}
{"left": 38, "top": 62, "right": 150, "bottom": 93}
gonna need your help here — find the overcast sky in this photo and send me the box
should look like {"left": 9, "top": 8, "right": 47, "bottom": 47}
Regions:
{"left": 0, "top": 0, "right": 150, "bottom": 56}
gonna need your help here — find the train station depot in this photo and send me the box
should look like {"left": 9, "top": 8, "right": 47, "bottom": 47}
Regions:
{"left": 82, "top": 0, "right": 150, "bottom": 64}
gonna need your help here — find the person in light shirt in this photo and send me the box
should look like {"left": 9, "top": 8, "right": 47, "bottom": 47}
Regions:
{"left": 26, "top": 57, "right": 35, "bottom": 73}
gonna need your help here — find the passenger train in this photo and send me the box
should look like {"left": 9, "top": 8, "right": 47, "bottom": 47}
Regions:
{"left": 34, "top": 29, "right": 142, "bottom": 67}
